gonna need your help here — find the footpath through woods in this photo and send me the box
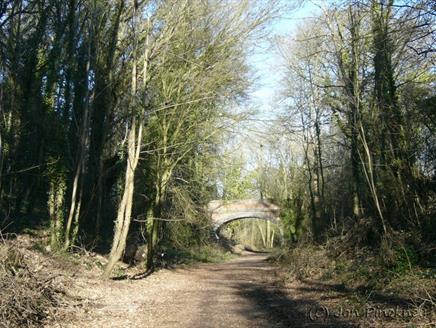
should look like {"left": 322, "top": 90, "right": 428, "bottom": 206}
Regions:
{"left": 55, "top": 252, "right": 356, "bottom": 328}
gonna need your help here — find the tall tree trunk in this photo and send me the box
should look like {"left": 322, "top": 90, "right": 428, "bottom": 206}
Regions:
{"left": 349, "top": 6, "right": 362, "bottom": 218}
{"left": 146, "top": 165, "right": 171, "bottom": 269}
{"left": 371, "top": 0, "right": 418, "bottom": 228}
{"left": 104, "top": 1, "right": 146, "bottom": 278}
{"left": 64, "top": 23, "right": 93, "bottom": 250}
{"left": 358, "top": 122, "right": 387, "bottom": 234}
{"left": 87, "top": 0, "right": 124, "bottom": 241}
{"left": 104, "top": 113, "right": 143, "bottom": 278}
{"left": 257, "top": 221, "right": 266, "bottom": 248}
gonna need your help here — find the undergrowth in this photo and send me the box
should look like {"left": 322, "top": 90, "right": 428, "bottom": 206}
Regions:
{"left": 0, "top": 243, "right": 63, "bottom": 328}
{"left": 272, "top": 219, "right": 436, "bottom": 324}
{"left": 155, "top": 243, "right": 235, "bottom": 268}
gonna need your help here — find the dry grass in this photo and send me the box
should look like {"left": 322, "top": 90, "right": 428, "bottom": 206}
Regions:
{"left": 273, "top": 243, "right": 334, "bottom": 280}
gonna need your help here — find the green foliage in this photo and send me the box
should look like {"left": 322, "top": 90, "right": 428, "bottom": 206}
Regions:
{"left": 391, "top": 246, "right": 419, "bottom": 276}
{"left": 163, "top": 185, "right": 211, "bottom": 249}
{"left": 190, "top": 245, "right": 235, "bottom": 263}
{"left": 155, "top": 243, "right": 234, "bottom": 268}
{"left": 46, "top": 159, "right": 67, "bottom": 250}
{"left": 221, "top": 157, "right": 257, "bottom": 200}
{"left": 280, "top": 207, "right": 297, "bottom": 242}
{"left": 29, "top": 242, "right": 48, "bottom": 255}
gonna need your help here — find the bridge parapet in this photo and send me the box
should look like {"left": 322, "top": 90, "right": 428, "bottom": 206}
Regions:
{"left": 208, "top": 199, "right": 280, "bottom": 231}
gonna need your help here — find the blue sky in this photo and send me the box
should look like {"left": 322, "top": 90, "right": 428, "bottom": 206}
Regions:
{"left": 224, "top": 1, "right": 323, "bottom": 173}
{"left": 218, "top": 1, "right": 325, "bottom": 194}
{"left": 247, "top": 0, "right": 323, "bottom": 120}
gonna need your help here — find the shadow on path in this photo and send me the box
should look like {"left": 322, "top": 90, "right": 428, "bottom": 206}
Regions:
{"left": 233, "top": 280, "right": 356, "bottom": 328}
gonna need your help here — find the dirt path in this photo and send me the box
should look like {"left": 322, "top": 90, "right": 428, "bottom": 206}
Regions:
{"left": 56, "top": 253, "right": 354, "bottom": 328}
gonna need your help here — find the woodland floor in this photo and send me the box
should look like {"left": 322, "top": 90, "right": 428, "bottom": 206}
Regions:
{"left": 48, "top": 251, "right": 393, "bottom": 328}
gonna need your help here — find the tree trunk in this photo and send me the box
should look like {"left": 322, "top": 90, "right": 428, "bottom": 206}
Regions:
{"left": 49, "top": 174, "right": 66, "bottom": 249}
{"left": 103, "top": 1, "right": 145, "bottom": 277}
{"left": 64, "top": 26, "right": 93, "bottom": 250}
{"left": 103, "top": 115, "right": 143, "bottom": 278}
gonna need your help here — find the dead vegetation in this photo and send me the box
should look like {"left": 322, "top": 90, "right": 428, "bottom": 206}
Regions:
{"left": 272, "top": 220, "right": 436, "bottom": 326}
{"left": 0, "top": 241, "right": 64, "bottom": 328}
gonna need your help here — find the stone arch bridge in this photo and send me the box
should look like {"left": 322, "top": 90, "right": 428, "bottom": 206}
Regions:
{"left": 208, "top": 199, "right": 280, "bottom": 233}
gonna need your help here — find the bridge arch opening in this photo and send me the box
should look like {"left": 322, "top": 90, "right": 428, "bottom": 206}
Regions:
{"left": 218, "top": 217, "right": 281, "bottom": 250}
{"left": 214, "top": 214, "right": 280, "bottom": 235}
